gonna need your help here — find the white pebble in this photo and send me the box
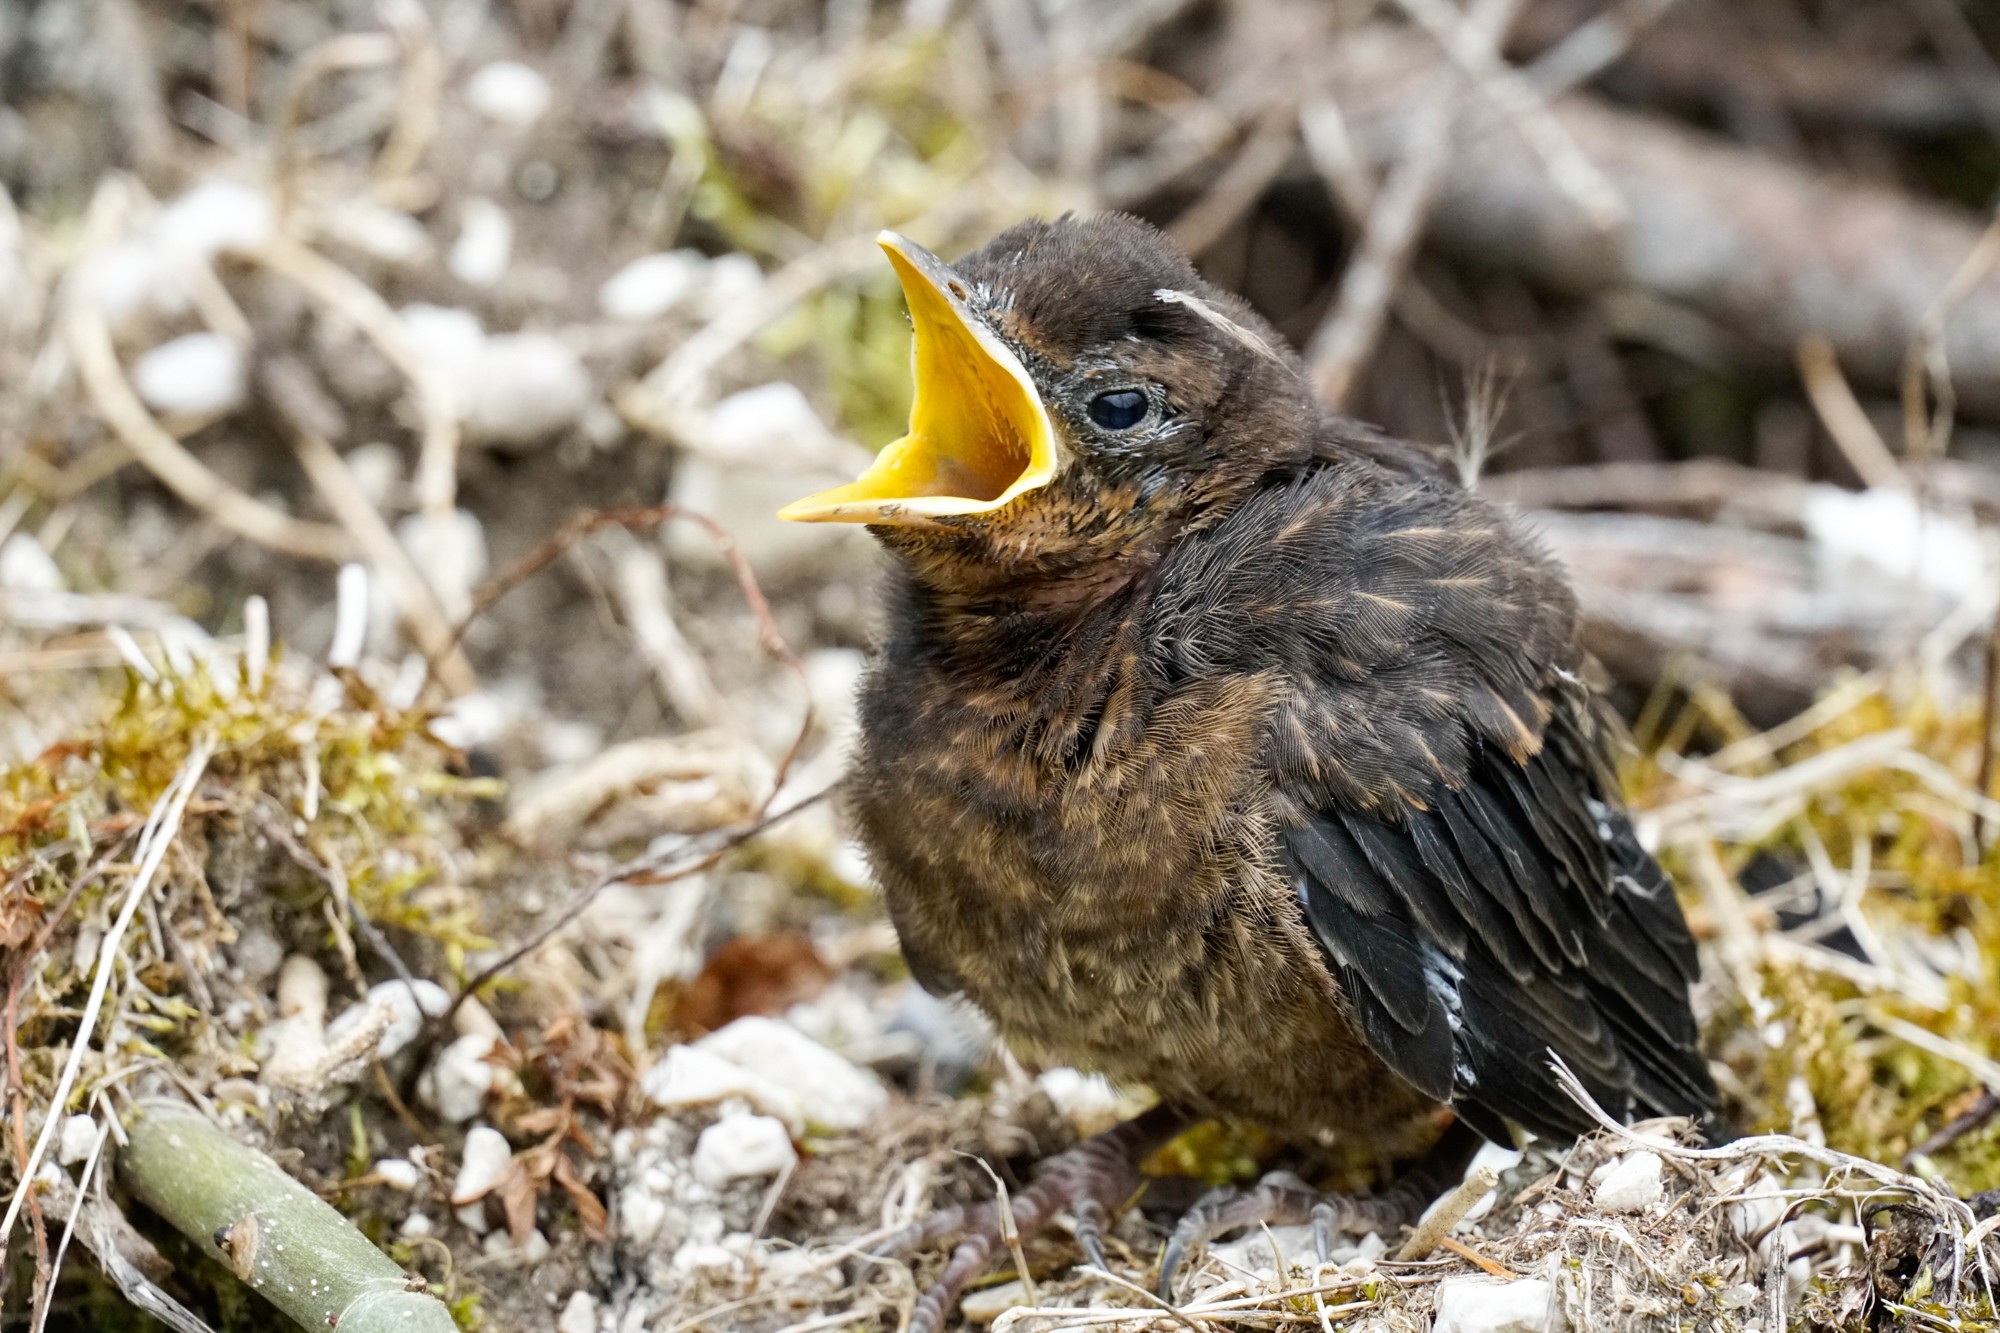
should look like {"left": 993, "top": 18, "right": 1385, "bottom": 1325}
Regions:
{"left": 373, "top": 1157, "right": 423, "bottom": 1190}
{"left": 599, "top": 250, "right": 705, "bottom": 321}
{"left": 322, "top": 201, "right": 433, "bottom": 265}
{"left": 691, "top": 1113, "right": 796, "bottom": 1189}
{"left": 156, "top": 181, "right": 273, "bottom": 259}
{"left": 1432, "top": 1276, "right": 1556, "bottom": 1333}
{"left": 643, "top": 1044, "right": 803, "bottom": 1135}
{"left": 451, "top": 1125, "right": 513, "bottom": 1232}
{"left": 57, "top": 1115, "right": 99, "bottom": 1166}
{"left": 323, "top": 979, "right": 450, "bottom": 1064}
{"left": 703, "top": 382, "right": 830, "bottom": 461}
{"left": 557, "top": 1291, "right": 599, "bottom": 1333}
{"left": 448, "top": 198, "right": 513, "bottom": 288}
{"left": 617, "top": 1183, "right": 670, "bottom": 1246}
{"left": 275, "top": 954, "right": 329, "bottom": 1022}
{"left": 399, "top": 1211, "right": 434, "bottom": 1238}
{"left": 695, "top": 1016, "right": 887, "bottom": 1133}
{"left": 466, "top": 61, "right": 551, "bottom": 128}
{"left": 395, "top": 509, "right": 488, "bottom": 621}
{"left": 424, "top": 1031, "right": 498, "bottom": 1123}
{"left": 132, "top": 333, "right": 245, "bottom": 417}
{"left": 463, "top": 332, "right": 591, "bottom": 447}
{"left": 400, "top": 303, "right": 487, "bottom": 393}
{"left": 87, "top": 241, "right": 185, "bottom": 326}
{"left": 698, "top": 252, "right": 765, "bottom": 318}
{"left": 0, "top": 534, "right": 63, "bottom": 594}
{"left": 1592, "top": 1149, "right": 1665, "bottom": 1213}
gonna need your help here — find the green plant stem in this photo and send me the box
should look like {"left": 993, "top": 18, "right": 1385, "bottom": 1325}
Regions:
{"left": 118, "top": 1101, "right": 457, "bottom": 1333}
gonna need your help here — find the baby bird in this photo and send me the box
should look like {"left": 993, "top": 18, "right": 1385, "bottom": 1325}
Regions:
{"left": 782, "top": 214, "right": 1717, "bottom": 1328}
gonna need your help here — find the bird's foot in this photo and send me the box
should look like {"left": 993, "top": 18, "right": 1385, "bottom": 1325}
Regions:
{"left": 1155, "top": 1121, "right": 1484, "bottom": 1298}
{"left": 873, "top": 1105, "right": 1188, "bottom": 1333}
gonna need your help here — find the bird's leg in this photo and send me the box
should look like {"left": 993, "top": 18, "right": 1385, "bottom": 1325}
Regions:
{"left": 1156, "top": 1120, "right": 1484, "bottom": 1297}
{"left": 873, "top": 1104, "right": 1189, "bottom": 1333}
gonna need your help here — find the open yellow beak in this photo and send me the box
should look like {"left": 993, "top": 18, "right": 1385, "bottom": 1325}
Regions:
{"left": 778, "top": 232, "right": 1059, "bottom": 525}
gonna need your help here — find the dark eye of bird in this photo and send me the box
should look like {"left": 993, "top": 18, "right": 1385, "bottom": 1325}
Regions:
{"left": 1087, "top": 388, "right": 1150, "bottom": 431}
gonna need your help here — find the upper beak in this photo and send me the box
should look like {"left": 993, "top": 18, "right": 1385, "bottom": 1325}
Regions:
{"left": 778, "top": 232, "right": 1059, "bottom": 525}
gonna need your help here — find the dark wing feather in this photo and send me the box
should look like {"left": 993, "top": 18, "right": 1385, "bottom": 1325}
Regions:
{"left": 1161, "top": 460, "right": 1719, "bottom": 1144}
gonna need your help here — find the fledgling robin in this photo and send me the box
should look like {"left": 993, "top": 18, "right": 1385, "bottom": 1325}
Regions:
{"left": 782, "top": 214, "right": 1718, "bottom": 1329}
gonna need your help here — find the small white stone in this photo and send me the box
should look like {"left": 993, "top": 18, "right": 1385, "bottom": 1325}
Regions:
{"left": 557, "top": 1291, "right": 599, "bottom": 1333}
{"left": 463, "top": 332, "right": 591, "bottom": 447}
{"left": 57, "top": 1115, "right": 99, "bottom": 1166}
{"left": 481, "top": 1227, "right": 552, "bottom": 1261}
{"left": 698, "top": 252, "right": 765, "bottom": 318}
{"left": 424, "top": 1032, "right": 498, "bottom": 1123}
{"left": 451, "top": 1125, "right": 513, "bottom": 1232}
{"left": 671, "top": 1241, "right": 743, "bottom": 1277}
{"left": 1592, "top": 1149, "right": 1665, "bottom": 1213}
{"left": 87, "top": 241, "right": 186, "bottom": 325}
{"left": 599, "top": 250, "right": 706, "bottom": 320}
{"left": 960, "top": 1277, "right": 1028, "bottom": 1324}
{"left": 276, "top": 954, "right": 329, "bottom": 1022}
{"left": 1432, "top": 1276, "right": 1557, "bottom": 1333}
{"left": 395, "top": 509, "right": 488, "bottom": 621}
{"left": 466, "top": 61, "right": 551, "bottom": 128}
{"left": 643, "top": 1044, "right": 803, "bottom": 1135}
{"left": 1034, "top": 1068, "right": 1122, "bottom": 1128}
{"left": 617, "top": 1183, "right": 670, "bottom": 1245}
{"left": 322, "top": 201, "right": 433, "bottom": 265}
{"left": 401, "top": 303, "right": 487, "bottom": 384}
{"left": 694, "top": 1016, "right": 888, "bottom": 1133}
{"left": 691, "top": 1113, "right": 796, "bottom": 1189}
{"left": 132, "top": 333, "right": 245, "bottom": 417}
{"left": 373, "top": 1157, "right": 422, "bottom": 1190}
{"left": 448, "top": 198, "right": 513, "bottom": 288}
{"left": 399, "top": 1211, "right": 434, "bottom": 1238}
{"left": 324, "top": 979, "right": 451, "bottom": 1064}
{"left": 156, "top": 181, "right": 273, "bottom": 260}
{"left": 703, "top": 382, "right": 830, "bottom": 461}
{"left": 0, "top": 534, "right": 63, "bottom": 594}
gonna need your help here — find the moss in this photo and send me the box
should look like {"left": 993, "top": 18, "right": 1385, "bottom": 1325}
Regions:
{"left": 1628, "top": 678, "right": 2000, "bottom": 1198}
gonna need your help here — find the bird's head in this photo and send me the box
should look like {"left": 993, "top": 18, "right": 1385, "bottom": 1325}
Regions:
{"left": 779, "top": 214, "right": 1316, "bottom": 598}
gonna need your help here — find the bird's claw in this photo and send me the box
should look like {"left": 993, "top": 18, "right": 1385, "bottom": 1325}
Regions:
{"left": 887, "top": 1107, "right": 1185, "bottom": 1333}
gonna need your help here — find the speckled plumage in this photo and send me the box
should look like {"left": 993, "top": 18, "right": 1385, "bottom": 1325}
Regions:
{"left": 844, "top": 214, "right": 1717, "bottom": 1154}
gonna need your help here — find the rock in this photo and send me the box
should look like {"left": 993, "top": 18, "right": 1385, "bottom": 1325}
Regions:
{"left": 463, "top": 332, "right": 591, "bottom": 447}
{"left": 1592, "top": 1149, "right": 1665, "bottom": 1213}
{"left": 321, "top": 201, "right": 433, "bottom": 265}
{"left": 1035, "top": 1067, "right": 1124, "bottom": 1134}
{"left": 0, "top": 534, "right": 63, "bottom": 594}
{"left": 691, "top": 1113, "right": 796, "bottom": 1189}
{"left": 482, "top": 1227, "right": 551, "bottom": 1261}
{"left": 1433, "top": 1277, "right": 1558, "bottom": 1333}
{"left": 960, "top": 1277, "right": 1029, "bottom": 1324}
{"left": 374, "top": 1157, "right": 422, "bottom": 1190}
{"left": 394, "top": 509, "right": 488, "bottom": 621}
{"left": 466, "top": 61, "right": 551, "bottom": 128}
{"left": 617, "top": 1181, "right": 671, "bottom": 1246}
{"left": 695, "top": 1016, "right": 888, "bottom": 1133}
{"left": 451, "top": 1125, "right": 513, "bottom": 1232}
{"left": 399, "top": 1211, "right": 434, "bottom": 1238}
{"left": 323, "top": 978, "right": 451, "bottom": 1065}
{"left": 698, "top": 252, "right": 765, "bottom": 318}
{"left": 87, "top": 241, "right": 187, "bottom": 326}
{"left": 642, "top": 1043, "right": 803, "bottom": 1135}
{"left": 132, "top": 333, "right": 245, "bottom": 417}
{"left": 424, "top": 1031, "right": 498, "bottom": 1123}
{"left": 449, "top": 197, "right": 513, "bottom": 288}
{"left": 599, "top": 250, "right": 706, "bottom": 321}
{"left": 558, "top": 1291, "right": 599, "bottom": 1333}
{"left": 156, "top": 180, "right": 273, "bottom": 260}
{"left": 276, "top": 954, "right": 329, "bottom": 1021}
{"left": 702, "top": 382, "right": 843, "bottom": 465}
{"left": 57, "top": 1114, "right": 98, "bottom": 1166}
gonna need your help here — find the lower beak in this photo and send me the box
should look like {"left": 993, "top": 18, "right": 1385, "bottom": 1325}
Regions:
{"left": 778, "top": 232, "right": 1059, "bottom": 525}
